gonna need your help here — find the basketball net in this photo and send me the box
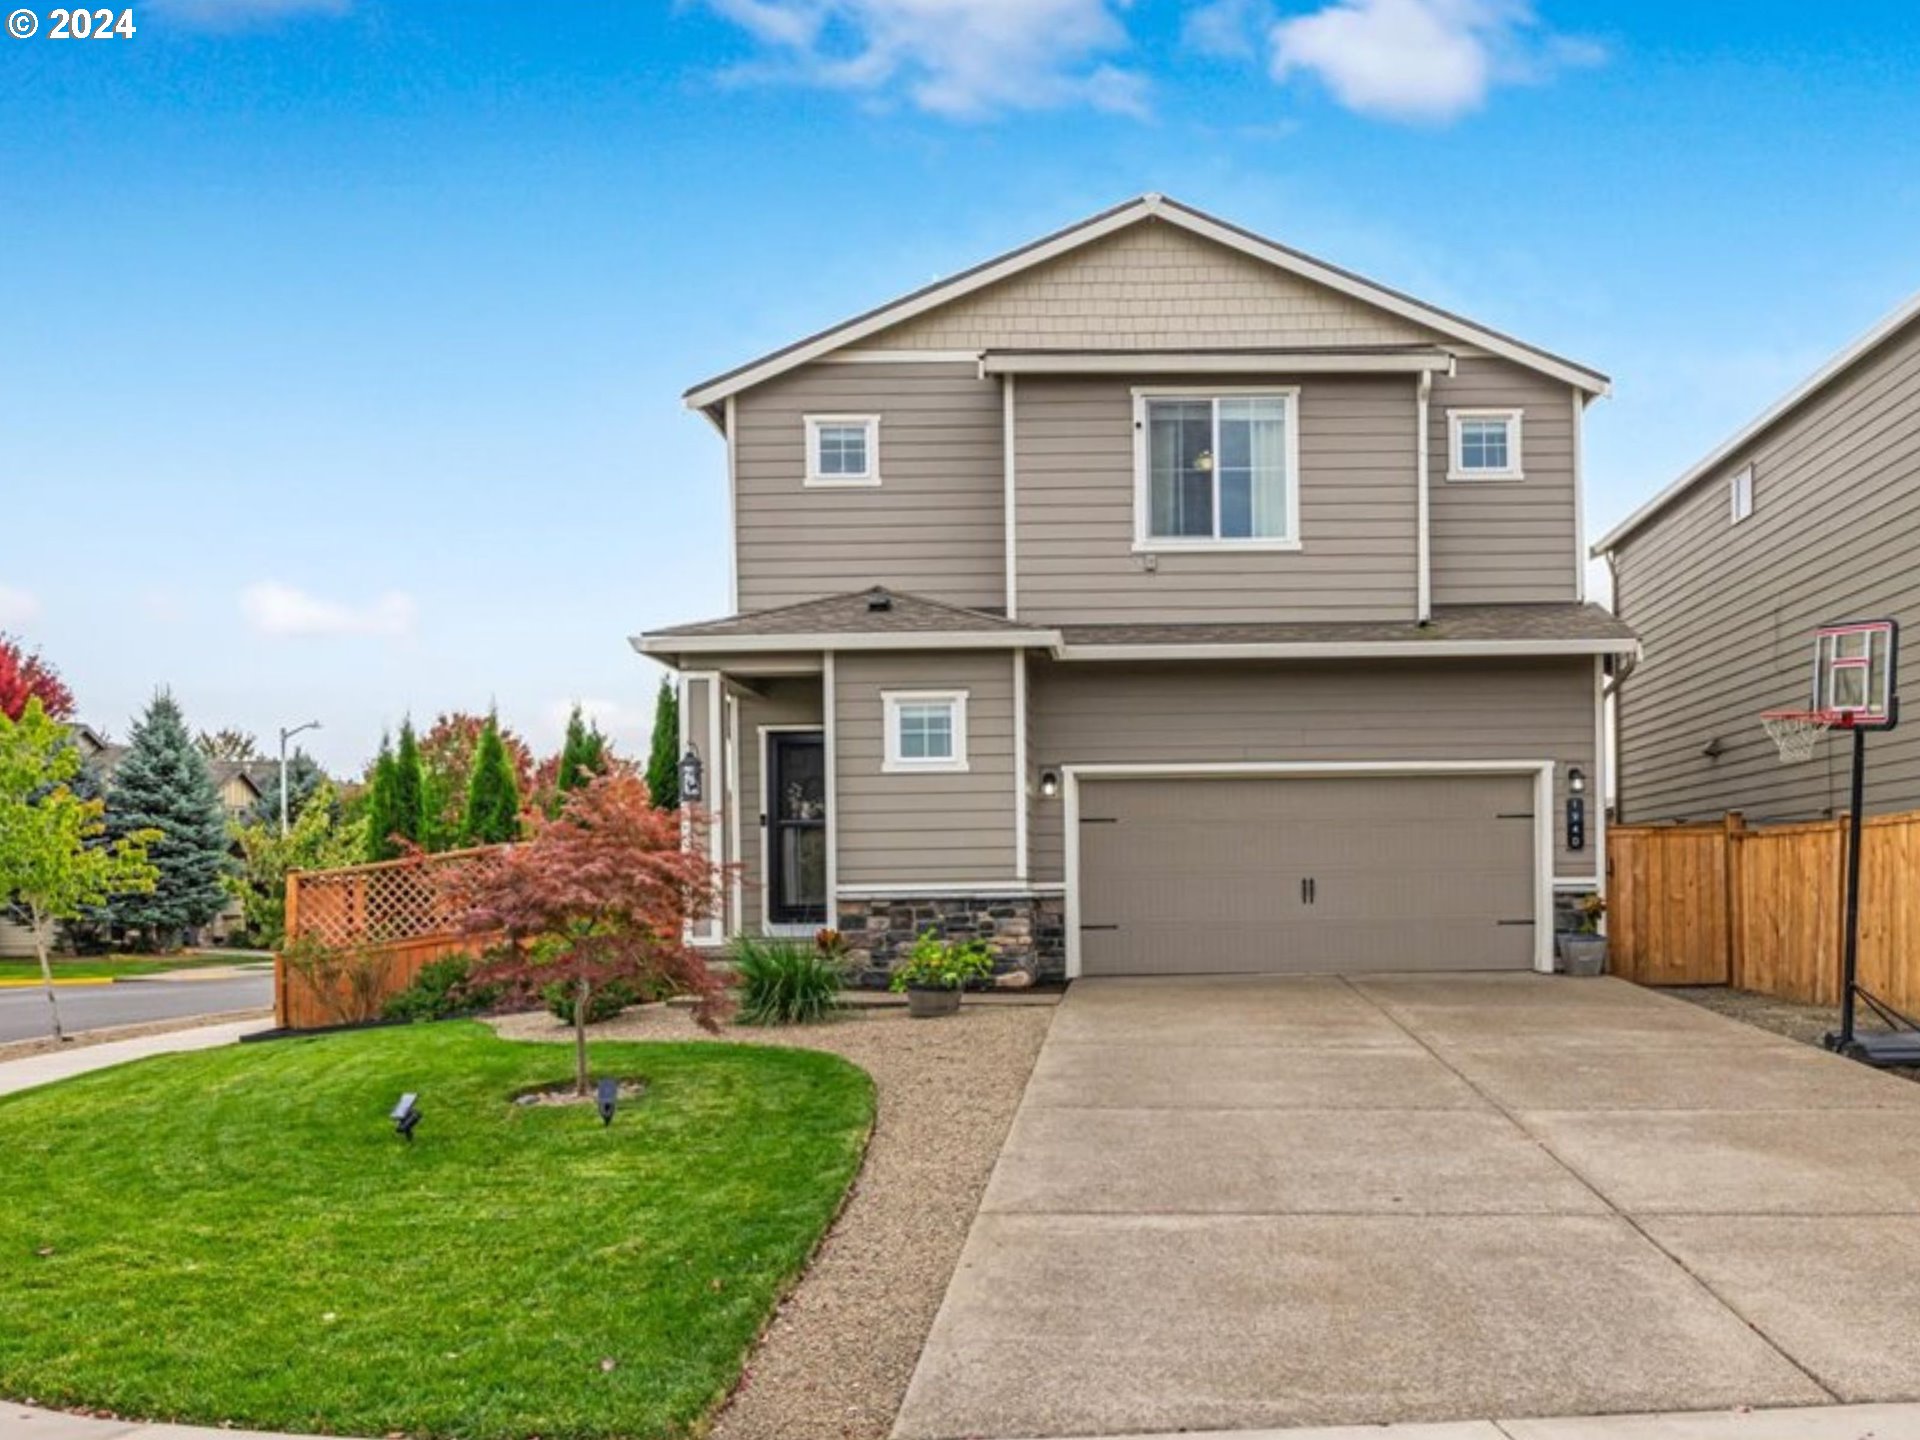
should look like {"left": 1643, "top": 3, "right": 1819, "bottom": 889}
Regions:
{"left": 1761, "top": 709, "right": 1851, "bottom": 764}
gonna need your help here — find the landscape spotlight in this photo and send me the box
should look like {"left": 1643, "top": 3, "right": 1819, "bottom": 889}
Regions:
{"left": 391, "top": 1092, "right": 421, "bottom": 1142}
{"left": 596, "top": 1077, "right": 619, "bottom": 1127}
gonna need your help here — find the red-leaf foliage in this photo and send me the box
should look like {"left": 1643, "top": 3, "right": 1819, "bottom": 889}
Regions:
{"left": 0, "top": 635, "right": 74, "bottom": 723}
{"left": 448, "top": 770, "right": 733, "bottom": 1030}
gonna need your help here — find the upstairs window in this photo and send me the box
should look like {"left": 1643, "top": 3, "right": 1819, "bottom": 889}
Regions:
{"left": 1730, "top": 464, "right": 1754, "bottom": 524}
{"left": 883, "top": 691, "right": 968, "bottom": 773}
{"left": 1136, "top": 389, "right": 1298, "bottom": 548}
{"left": 1447, "top": 408, "right": 1524, "bottom": 481}
{"left": 805, "top": 415, "right": 880, "bottom": 486}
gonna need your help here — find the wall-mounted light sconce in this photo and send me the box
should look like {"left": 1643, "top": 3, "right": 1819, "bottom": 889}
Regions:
{"left": 1038, "top": 768, "right": 1061, "bottom": 800}
{"left": 1568, "top": 767, "right": 1586, "bottom": 794}
{"left": 679, "top": 745, "right": 705, "bottom": 804}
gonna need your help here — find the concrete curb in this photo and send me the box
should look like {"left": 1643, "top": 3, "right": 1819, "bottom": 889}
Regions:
{"left": 0, "top": 978, "right": 115, "bottom": 989}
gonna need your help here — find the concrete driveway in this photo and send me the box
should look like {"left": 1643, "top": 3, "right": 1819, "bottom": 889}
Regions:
{"left": 893, "top": 974, "right": 1920, "bottom": 1439}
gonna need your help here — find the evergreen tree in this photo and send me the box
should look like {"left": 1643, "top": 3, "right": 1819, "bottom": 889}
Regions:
{"left": 391, "top": 719, "right": 426, "bottom": 850}
{"left": 460, "top": 714, "right": 522, "bottom": 845}
{"left": 645, "top": 679, "right": 680, "bottom": 811}
{"left": 247, "top": 748, "right": 325, "bottom": 828}
{"left": 104, "top": 692, "right": 230, "bottom": 948}
{"left": 362, "top": 735, "right": 401, "bottom": 862}
{"left": 555, "top": 704, "right": 609, "bottom": 801}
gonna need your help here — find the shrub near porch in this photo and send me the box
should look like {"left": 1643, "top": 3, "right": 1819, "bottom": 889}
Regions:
{"left": 0, "top": 1023, "right": 873, "bottom": 1440}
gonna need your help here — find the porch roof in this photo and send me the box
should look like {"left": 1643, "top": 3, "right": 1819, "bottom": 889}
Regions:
{"left": 635, "top": 594, "right": 1638, "bottom": 665}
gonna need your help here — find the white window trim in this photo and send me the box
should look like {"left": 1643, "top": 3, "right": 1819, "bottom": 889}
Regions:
{"left": 804, "top": 414, "right": 881, "bottom": 488}
{"left": 1131, "top": 385, "right": 1303, "bottom": 552}
{"left": 1446, "top": 407, "right": 1525, "bottom": 482}
{"left": 1729, "top": 463, "right": 1754, "bottom": 524}
{"left": 882, "top": 689, "right": 969, "bottom": 774}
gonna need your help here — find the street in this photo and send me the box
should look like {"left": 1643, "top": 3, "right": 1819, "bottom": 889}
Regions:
{"left": 0, "top": 973, "right": 273, "bottom": 1044}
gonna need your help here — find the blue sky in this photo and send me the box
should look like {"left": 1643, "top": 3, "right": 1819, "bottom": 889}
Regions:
{"left": 5, "top": 0, "right": 1919, "bottom": 773}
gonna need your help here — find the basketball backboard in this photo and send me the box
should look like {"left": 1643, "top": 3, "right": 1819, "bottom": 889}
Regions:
{"left": 1812, "top": 619, "right": 1899, "bottom": 729}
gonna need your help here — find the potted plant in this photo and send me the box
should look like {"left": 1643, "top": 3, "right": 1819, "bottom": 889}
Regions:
{"left": 889, "top": 929, "right": 995, "bottom": 1018}
{"left": 1558, "top": 893, "right": 1608, "bottom": 977}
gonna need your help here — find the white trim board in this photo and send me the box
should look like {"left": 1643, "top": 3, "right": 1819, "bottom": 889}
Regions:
{"left": 642, "top": 633, "right": 1640, "bottom": 663}
{"left": 980, "top": 350, "right": 1456, "bottom": 377}
{"left": 1594, "top": 285, "right": 1920, "bottom": 553}
{"left": 636, "top": 630, "right": 1059, "bottom": 657}
{"left": 684, "top": 193, "right": 1610, "bottom": 411}
{"left": 1061, "top": 760, "right": 1558, "bottom": 980}
{"left": 839, "top": 882, "right": 1064, "bottom": 898}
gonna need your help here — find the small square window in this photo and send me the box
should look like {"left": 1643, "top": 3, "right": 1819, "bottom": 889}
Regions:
{"left": 1730, "top": 464, "right": 1754, "bottom": 524}
{"left": 805, "top": 416, "right": 880, "bottom": 486}
{"left": 1447, "top": 409, "right": 1524, "bottom": 481}
{"left": 883, "top": 691, "right": 968, "bottom": 773}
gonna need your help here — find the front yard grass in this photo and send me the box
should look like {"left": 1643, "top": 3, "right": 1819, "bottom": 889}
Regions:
{"left": 0, "top": 1022, "right": 874, "bottom": 1439}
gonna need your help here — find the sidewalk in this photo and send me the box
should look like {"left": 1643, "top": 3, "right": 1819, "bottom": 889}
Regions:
{"left": 9, "top": 1402, "right": 1920, "bottom": 1440}
{"left": 0, "top": 1018, "right": 267, "bottom": 1099}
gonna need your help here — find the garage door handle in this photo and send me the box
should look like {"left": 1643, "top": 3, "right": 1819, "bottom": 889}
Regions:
{"left": 1080, "top": 923, "right": 1120, "bottom": 932}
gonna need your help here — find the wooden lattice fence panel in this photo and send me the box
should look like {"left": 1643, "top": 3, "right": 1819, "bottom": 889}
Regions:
{"left": 276, "top": 847, "right": 506, "bottom": 1030}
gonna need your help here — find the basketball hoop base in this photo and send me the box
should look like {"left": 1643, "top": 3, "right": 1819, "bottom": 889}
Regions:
{"left": 1760, "top": 708, "right": 1853, "bottom": 764}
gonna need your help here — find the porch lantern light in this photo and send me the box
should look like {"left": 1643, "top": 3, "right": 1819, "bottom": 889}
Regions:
{"left": 679, "top": 745, "right": 705, "bottom": 804}
{"left": 1039, "top": 768, "right": 1061, "bottom": 800}
{"left": 1568, "top": 767, "right": 1587, "bottom": 795}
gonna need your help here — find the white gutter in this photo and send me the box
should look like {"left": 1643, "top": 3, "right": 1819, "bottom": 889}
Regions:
{"left": 634, "top": 629, "right": 1064, "bottom": 657}
{"left": 1054, "top": 637, "right": 1640, "bottom": 662}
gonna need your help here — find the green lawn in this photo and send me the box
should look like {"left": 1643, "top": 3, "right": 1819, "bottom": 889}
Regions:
{"left": 0, "top": 1023, "right": 875, "bottom": 1439}
{"left": 0, "top": 953, "right": 264, "bottom": 982}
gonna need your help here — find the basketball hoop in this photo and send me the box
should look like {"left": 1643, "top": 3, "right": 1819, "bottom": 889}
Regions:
{"left": 1761, "top": 708, "right": 1850, "bottom": 764}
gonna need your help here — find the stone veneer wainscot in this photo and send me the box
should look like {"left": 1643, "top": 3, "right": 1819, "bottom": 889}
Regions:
{"left": 838, "top": 893, "right": 1067, "bottom": 988}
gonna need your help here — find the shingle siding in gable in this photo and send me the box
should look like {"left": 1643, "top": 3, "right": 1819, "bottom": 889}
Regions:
{"left": 1612, "top": 319, "right": 1920, "bottom": 823}
{"left": 732, "top": 361, "right": 1006, "bottom": 612}
{"left": 873, "top": 219, "right": 1442, "bottom": 352}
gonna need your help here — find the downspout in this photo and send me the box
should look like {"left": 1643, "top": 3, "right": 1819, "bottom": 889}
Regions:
{"left": 1416, "top": 370, "right": 1433, "bottom": 623}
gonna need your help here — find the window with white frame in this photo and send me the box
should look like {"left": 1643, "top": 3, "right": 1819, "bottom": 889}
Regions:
{"left": 1136, "top": 390, "right": 1298, "bottom": 547}
{"left": 1447, "top": 408, "right": 1524, "bottom": 481}
{"left": 805, "top": 415, "right": 880, "bottom": 486}
{"left": 1729, "top": 464, "right": 1754, "bottom": 523}
{"left": 882, "top": 690, "right": 968, "bottom": 773}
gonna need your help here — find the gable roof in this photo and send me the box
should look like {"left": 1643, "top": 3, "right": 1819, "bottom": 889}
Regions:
{"left": 635, "top": 587, "right": 1059, "bottom": 658}
{"left": 684, "top": 194, "right": 1609, "bottom": 412}
{"left": 1594, "top": 287, "right": 1920, "bottom": 555}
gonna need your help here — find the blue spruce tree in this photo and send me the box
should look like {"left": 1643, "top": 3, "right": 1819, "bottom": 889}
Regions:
{"left": 105, "top": 692, "right": 231, "bottom": 949}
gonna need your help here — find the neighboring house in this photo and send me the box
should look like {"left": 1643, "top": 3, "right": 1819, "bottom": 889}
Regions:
{"left": 638, "top": 195, "right": 1635, "bottom": 981}
{"left": 1596, "top": 290, "right": 1920, "bottom": 825}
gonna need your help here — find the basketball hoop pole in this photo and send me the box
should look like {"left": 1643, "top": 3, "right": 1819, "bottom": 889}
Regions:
{"left": 1838, "top": 723, "right": 1868, "bottom": 1052}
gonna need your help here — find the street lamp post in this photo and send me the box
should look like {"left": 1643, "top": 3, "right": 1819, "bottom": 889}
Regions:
{"left": 278, "top": 719, "right": 322, "bottom": 835}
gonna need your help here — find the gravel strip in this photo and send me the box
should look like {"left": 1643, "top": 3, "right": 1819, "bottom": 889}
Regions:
{"left": 489, "top": 999, "right": 1054, "bottom": 1440}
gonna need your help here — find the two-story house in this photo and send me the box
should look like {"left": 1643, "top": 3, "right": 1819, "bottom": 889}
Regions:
{"left": 638, "top": 195, "right": 1636, "bottom": 982}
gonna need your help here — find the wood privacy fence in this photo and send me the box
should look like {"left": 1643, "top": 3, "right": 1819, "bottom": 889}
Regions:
{"left": 1609, "top": 809, "right": 1920, "bottom": 1013}
{"left": 276, "top": 847, "right": 504, "bottom": 1029}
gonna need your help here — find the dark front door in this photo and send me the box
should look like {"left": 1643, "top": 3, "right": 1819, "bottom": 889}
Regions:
{"left": 767, "top": 731, "right": 827, "bottom": 926}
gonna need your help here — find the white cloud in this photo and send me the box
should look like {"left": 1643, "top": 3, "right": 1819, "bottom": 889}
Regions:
{"left": 241, "top": 582, "right": 416, "bottom": 639}
{"left": 149, "top": 0, "right": 350, "bottom": 26}
{"left": 0, "top": 584, "right": 39, "bottom": 627}
{"left": 1268, "top": 0, "right": 1601, "bottom": 123}
{"left": 702, "top": 0, "right": 1148, "bottom": 119}
{"left": 1183, "top": 0, "right": 1271, "bottom": 60}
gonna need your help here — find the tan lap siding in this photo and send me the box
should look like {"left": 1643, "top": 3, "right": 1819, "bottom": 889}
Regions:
{"left": 834, "top": 651, "right": 1019, "bottom": 886}
{"left": 1428, "top": 356, "right": 1579, "bottom": 605}
{"left": 734, "top": 678, "right": 825, "bottom": 932}
{"left": 1013, "top": 373, "right": 1419, "bottom": 624}
{"left": 1612, "top": 320, "right": 1920, "bottom": 822}
{"left": 733, "top": 361, "right": 1005, "bottom": 612}
{"left": 1026, "top": 657, "right": 1595, "bottom": 883}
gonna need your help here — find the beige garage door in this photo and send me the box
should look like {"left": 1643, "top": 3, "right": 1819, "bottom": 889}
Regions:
{"left": 1077, "top": 774, "right": 1539, "bottom": 976}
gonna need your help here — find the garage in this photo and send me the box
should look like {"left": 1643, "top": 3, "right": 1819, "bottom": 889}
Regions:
{"left": 1072, "top": 771, "right": 1543, "bottom": 977}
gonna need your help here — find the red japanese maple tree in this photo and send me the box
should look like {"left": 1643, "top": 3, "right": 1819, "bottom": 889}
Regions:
{"left": 0, "top": 636, "right": 74, "bottom": 723}
{"left": 449, "top": 770, "right": 730, "bottom": 1092}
